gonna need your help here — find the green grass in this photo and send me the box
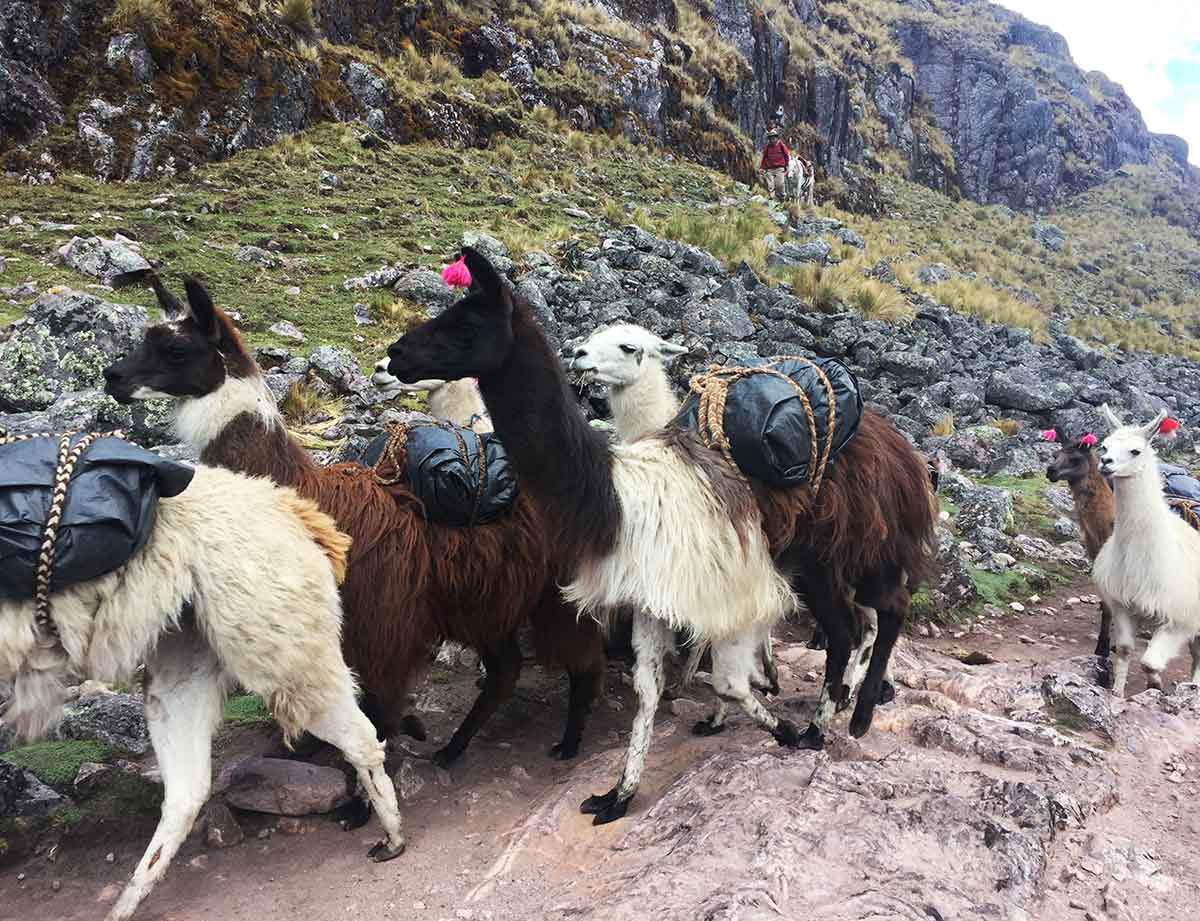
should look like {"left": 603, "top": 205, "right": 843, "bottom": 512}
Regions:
{"left": 969, "top": 569, "right": 1030, "bottom": 609}
{"left": 223, "top": 694, "right": 273, "bottom": 726}
{"left": 0, "top": 121, "right": 732, "bottom": 368}
{"left": 2, "top": 740, "right": 111, "bottom": 787}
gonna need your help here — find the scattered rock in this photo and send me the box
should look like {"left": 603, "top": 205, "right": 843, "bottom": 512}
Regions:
{"left": 204, "top": 802, "right": 245, "bottom": 848}
{"left": 234, "top": 245, "right": 280, "bottom": 268}
{"left": 57, "top": 236, "right": 151, "bottom": 285}
{"left": 219, "top": 758, "right": 349, "bottom": 816}
{"left": 269, "top": 320, "right": 306, "bottom": 342}
{"left": 1032, "top": 221, "right": 1066, "bottom": 252}
{"left": 60, "top": 692, "right": 150, "bottom": 755}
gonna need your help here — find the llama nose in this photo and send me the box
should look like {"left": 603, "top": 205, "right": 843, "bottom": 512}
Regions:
{"left": 102, "top": 365, "right": 123, "bottom": 385}
{"left": 374, "top": 358, "right": 390, "bottom": 374}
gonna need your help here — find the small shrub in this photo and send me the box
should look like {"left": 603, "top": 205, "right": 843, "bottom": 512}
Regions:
{"left": 988, "top": 417, "right": 1022, "bottom": 437}
{"left": 280, "top": 0, "right": 315, "bottom": 33}
{"left": 111, "top": 0, "right": 169, "bottom": 37}
{"left": 929, "top": 413, "right": 955, "bottom": 437}
{"left": 280, "top": 379, "right": 324, "bottom": 424}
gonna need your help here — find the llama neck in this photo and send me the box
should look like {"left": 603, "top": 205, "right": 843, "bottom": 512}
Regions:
{"left": 430, "top": 379, "right": 490, "bottom": 431}
{"left": 1110, "top": 460, "right": 1171, "bottom": 539}
{"left": 174, "top": 374, "right": 318, "bottom": 486}
{"left": 610, "top": 364, "right": 679, "bottom": 443}
{"left": 476, "top": 303, "right": 620, "bottom": 564}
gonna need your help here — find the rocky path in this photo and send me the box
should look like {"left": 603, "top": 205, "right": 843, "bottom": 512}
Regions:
{"left": 2, "top": 589, "right": 1198, "bottom": 921}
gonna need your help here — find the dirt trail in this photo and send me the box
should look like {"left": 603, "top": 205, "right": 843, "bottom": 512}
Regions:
{"left": 2, "top": 581, "right": 1197, "bottom": 921}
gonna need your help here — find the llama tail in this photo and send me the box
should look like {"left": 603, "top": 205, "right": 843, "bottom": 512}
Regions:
{"left": 278, "top": 492, "right": 353, "bottom": 585}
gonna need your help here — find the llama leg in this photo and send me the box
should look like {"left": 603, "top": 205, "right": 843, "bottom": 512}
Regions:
{"left": 709, "top": 628, "right": 801, "bottom": 746}
{"left": 552, "top": 664, "right": 603, "bottom": 760}
{"left": 1109, "top": 605, "right": 1135, "bottom": 698}
{"left": 106, "top": 627, "right": 224, "bottom": 921}
{"left": 678, "top": 640, "right": 707, "bottom": 689}
{"left": 1190, "top": 634, "right": 1200, "bottom": 685}
{"left": 1095, "top": 601, "right": 1114, "bottom": 689}
{"left": 807, "top": 622, "right": 828, "bottom": 650}
{"left": 850, "top": 601, "right": 904, "bottom": 738}
{"left": 580, "top": 612, "right": 672, "bottom": 825}
{"left": 758, "top": 632, "right": 780, "bottom": 697}
{"left": 840, "top": 599, "right": 878, "bottom": 712}
{"left": 798, "top": 577, "right": 856, "bottom": 751}
{"left": 1141, "top": 624, "right": 1193, "bottom": 691}
{"left": 433, "top": 633, "right": 522, "bottom": 767}
{"left": 305, "top": 688, "right": 405, "bottom": 862}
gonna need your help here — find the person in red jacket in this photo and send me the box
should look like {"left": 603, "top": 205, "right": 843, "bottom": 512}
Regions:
{"left": 760, "top": 127, "right": 790, "bottom": 202}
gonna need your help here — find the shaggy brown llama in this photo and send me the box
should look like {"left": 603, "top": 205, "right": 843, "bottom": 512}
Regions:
{"left": 103, "top": 274, "right": 607, "bottom": 770}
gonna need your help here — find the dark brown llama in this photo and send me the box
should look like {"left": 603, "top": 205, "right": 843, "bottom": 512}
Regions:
{"left": 385, "top": 247, "right": 936, "bottom": 823}
{"left": 1047, "top": 435, "right": 1116, "bottom": 684}
{"left": 103, "top": 275, "right": 607, "bottom": 771}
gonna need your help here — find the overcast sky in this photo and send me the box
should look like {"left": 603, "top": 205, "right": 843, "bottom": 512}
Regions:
{"left": 996, "top": 1, "right": 1200, "bottom": 165}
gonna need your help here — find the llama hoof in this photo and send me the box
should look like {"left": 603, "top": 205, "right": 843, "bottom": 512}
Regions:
{"left": 432, "top": 745, "right": 463, "bottom": 769}
{"left": 692, "top": 716, "right": 726, "bottom": 737}
{"left": 795, "top": 723, "right": 825, "bottom": 751}
{"left": 1095, "top": 658, "right": 1114, "bottom": 690}
{"left": 806, "top": 635, "right": 827, "bottom": 651}
{"left": 772, "top": 719, "right": 801, "bottom": 748}
{"left": 878, "top": 681, "right": 896, "bottom": 706}
{"left": 765, "top": 679, "right": 781, "bottom": 697}
{"left": 335, "top": 796, "right": 373, "bottom": 831}
{"left": 368, "top": 838, "right": 407, "bottom": 862}
{"left": 1144, "top": 671, "right": 1164, "bottom": 691}
{"left": 400, "top": 714, "right": 428, "bottom": 742}
{"left": 590, "top": 796, "right": 632, "bottom": 826}
{"left": 580, "top": 788, "right": 620, "bottom": 815}
{"left": 550, "top": 740, "right": 580, "bottom": 760}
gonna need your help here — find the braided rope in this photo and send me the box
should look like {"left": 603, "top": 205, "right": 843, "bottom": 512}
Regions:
{"left": 1169, "top": 498, "right": 1200, "bottom": 532}
{"left": 371, "top": 420, "right": 489, "bottom": 524}
{"left": 0, "top": 427, "right": 126, "bottom": 644}
{"left": 687, "top": 356, "right": 838, "bottom": 494}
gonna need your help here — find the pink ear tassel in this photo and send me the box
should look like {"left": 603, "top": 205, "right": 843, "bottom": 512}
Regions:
{"left": 1040, "top": 429, "right": 1057, "bottom": 442}
{"left": 1079, "top": 433, "right": 1097, "bottom": 447}
{"left": 1159, "top": 417, "right": 1180, "bottom": 436}
{"left": 442, "top": 256, "right": 472, "bottom": 288}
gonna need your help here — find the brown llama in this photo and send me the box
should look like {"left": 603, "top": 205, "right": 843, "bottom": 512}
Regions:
{"left": 384, "top": 247, "right": 936, "bottom": 823}
{"left": 103, "top": 274, "right": 607, "bottom": 772}
{"left": 1046, "top": 432, "right": 1116, "bottom": 683}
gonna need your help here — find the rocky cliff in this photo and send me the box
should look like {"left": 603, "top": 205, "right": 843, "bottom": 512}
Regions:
{"left": 1, "top": 0, "right": 1195, "bottom": 213}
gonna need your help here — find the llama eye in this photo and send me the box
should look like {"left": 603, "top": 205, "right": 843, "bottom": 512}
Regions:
{"left": 619, "top": 344, "right": 639, "bottom": 355}
{"left": 1130, "top": 449, "right": 1141, "bottom": 457}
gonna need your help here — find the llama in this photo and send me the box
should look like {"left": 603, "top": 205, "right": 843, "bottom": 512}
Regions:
{"left": 1093, "top": 406, "right": 1200, "bottom": 696}
{"left": 0, "top": 464, "right": 405, "bottom": 921}
{"left": 103, "top": 275, "right": 606, "bottom": 768}
{"left": 370, "top": 362, "right": 492, "bottom": 433}
{"left": 1046, "top": 431, "right": 1116, "bottom": 681}
{"left": 569, "top": 322, "right": 900, "bottom": 717}
{"left": 385, "top": 248, "right": 936, "bottom": 822}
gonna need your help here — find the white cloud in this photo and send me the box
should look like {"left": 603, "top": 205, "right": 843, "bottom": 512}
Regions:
{"left": 996, "top": 1, "right": 1200, "bottom": 165}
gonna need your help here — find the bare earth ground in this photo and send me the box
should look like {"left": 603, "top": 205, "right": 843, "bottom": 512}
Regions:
{"left": 2, "top": 578, "right": 1197, "bottom": 921}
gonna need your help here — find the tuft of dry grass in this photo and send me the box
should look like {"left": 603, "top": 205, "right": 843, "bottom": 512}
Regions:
{"left": 280, "top": 0, "right": 315, "bottom": 33}
{"left": 111, "top": 0, "right": 169, "bottom": 37}
{"left": 929, "top": 413, "right": 955, "bottom": 437}
{"left": 987, "top": 418, "right": 1022, "bottom": 437}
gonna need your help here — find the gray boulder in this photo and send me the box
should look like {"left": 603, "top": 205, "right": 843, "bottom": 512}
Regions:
{"left": 393, "top": 269, "right": 456, "bottom": 315}
{"left": 986, "top": 369, "right": 1074, "bottom": 413}
{"left": 58, "top": 236, "right": 151, "bottom": 284}
{"left": 1031, "top": 221, "right": 1066, "bottom": 252}
{"left": 60, "top": 691, "right": 150, "bottom": 755}
{"left": 234, "top": 245, "right": 280, "bottom": 269}
{"left": 461, "top": 231, "right": 514, "bottom": 275}
{"left": 766, "top": 240, "right": 831, "bottom": 269}
{"left": 308, "top": 346, "right": 369, "bottom": 396}
{"left": 682, "top": 298, "right": 755, "bottom": 341}
{"left": 943, "top": 424, "right": 1006, "bottom": 471}
{"left": 880, "top": 350, "right": 938, "bottom": 383}
{"left": 342, "top": 265, "right": 403, "bottom": 291}
{"left": 957, "top": 485, "right": 1016, "bottom": 536}
{"left": 915, "top": 262, "right": 952, "bottom": 285}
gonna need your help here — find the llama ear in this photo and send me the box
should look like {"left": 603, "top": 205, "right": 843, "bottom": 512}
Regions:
{"left": 184, "top": 277, "right": 220, "bottom": 343}
{"left": 110, "top": 268, "right": 188, "bottom": 320}
{"left": 1141, "top": 408, "right": 1169, "bottom": 440}
{"left": 1099, "top": 404, "right": 1123, "bottom": 429}
{"left": 653, "top": 339, "right": 688, "bottom": 361}
{"left": 461, "top": 247, "right": 506, "bottom": 304}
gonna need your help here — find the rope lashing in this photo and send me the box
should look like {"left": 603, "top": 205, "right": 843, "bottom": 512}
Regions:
{"left": 1169, "top": 498, "right": 1200, "bottom": 532}
{"left": 0, "top": 428, "right": 126, "bottom": 644}
{"left": 687, "top": 356, "right": 838, "bottom": 494}
{"left": 372, "top": 420, "right": 489, "bottom": 525}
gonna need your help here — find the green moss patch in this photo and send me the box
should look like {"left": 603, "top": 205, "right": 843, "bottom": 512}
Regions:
{"left": 2, "top": 740, "right": 111, "bottom": 787}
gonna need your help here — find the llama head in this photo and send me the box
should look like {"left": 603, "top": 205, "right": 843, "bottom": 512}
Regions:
{"left": 1046, "top": 434, "right": 1100, "bottom": 486}
{"left": 104, "top": 275, "right": 257, "bottom": 403}
{"left": 386, "top": 247, "right": 513, "bottom": 383}
{"left": 370, "top": 358, "right": 446, "bottom": 398}
{"left": 568, "top": 324, "right": 687, "bottom": 388}
{"left": 1097, "top": 405, "right": 1169, "bottom": 479}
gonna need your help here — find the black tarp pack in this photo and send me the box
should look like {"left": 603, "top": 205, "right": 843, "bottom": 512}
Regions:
{"left": 673, "top": 355, "right": 864, "bottom": 488}
{"left": 0, "top": 434, "right": 194, "bottom": 600}
{"left": 365, "top": 423, "right": 519, "bottom": 526}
